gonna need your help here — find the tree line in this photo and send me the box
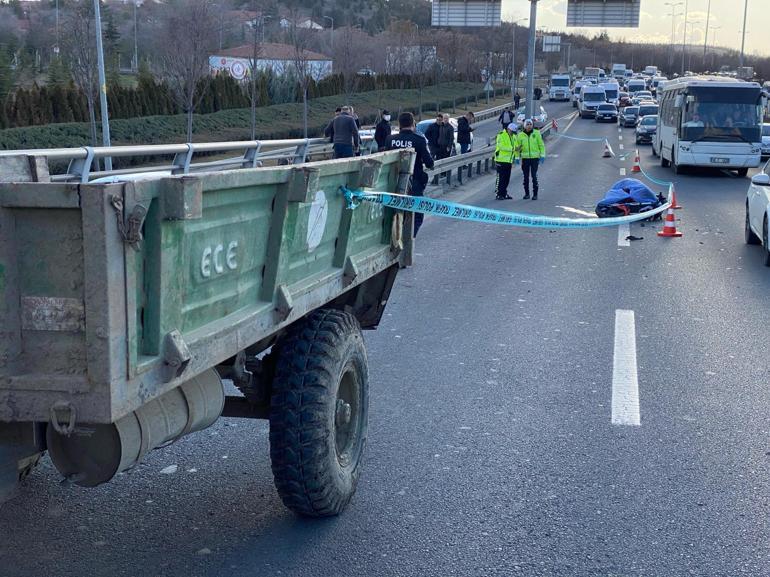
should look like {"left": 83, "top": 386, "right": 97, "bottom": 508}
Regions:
{"left": 0, "top": 63, "right": 437, "bottom": 130}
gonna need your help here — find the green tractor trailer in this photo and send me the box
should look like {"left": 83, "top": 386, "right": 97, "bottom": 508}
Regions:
{"left": 0, "top": 148, "right": 415, "bottom": 517}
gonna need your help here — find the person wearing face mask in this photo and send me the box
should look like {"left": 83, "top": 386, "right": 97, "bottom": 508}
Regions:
{"left": 513, "top": 118, "right": 546, "bottom": 200}
{"left": 374, "top": 109, "right": 392, "bottom": 152}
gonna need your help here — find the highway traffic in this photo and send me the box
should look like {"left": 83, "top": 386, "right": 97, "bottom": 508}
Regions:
{"left": 2, "top": 98, "right": 768, "bottom": 577}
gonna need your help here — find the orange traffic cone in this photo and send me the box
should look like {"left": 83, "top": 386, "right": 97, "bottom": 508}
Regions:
{"left": 631, "top": 149, "right": 641, "bottom": 173}
{"left": 551, "top": 118, "right": 558, "bottom": 132}
{"left": 602, "top": 139, "right": 615, "bottom": 158}
{"left": 670, "top": 185, "right": 683, "bottom": 209}
{"left": 657, "top": 206, "right": 682, "bottom": 237}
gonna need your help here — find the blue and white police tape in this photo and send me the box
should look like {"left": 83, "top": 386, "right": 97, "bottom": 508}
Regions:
{"left": 636, "top": 161, "right": 674, "bottom": 188}
{"left": 341, "top": 186, "right": 673, "bottom": 229}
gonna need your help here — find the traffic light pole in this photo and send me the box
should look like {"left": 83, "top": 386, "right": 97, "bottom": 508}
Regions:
{"left": 93, "top": 0, "right": 112, "bottom": 170}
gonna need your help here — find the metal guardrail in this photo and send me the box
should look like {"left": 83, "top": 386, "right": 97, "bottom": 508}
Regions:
{"left": 0, "top": 100, "right": 555, "bottom": 185}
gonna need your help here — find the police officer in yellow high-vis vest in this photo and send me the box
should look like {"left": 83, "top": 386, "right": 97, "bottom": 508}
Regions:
{"left": 494, "top": 122, "right": 517, "bottom": 200}
{"left": 513, "top": 118, "right": 546, "bottom": 200}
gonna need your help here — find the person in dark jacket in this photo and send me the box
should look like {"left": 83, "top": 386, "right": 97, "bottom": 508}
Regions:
{"left": 324, "top": 106, "right": 360, "bottom": 158}
{"left": 534, "top": 86, "right": 542, "bottom": 100}
{"left": 424, "top": 113, "right": 443, "bottom": 158}
{"left": 498, "top": 107, "right": 514, "bottom": 130}
{"left": 435, "top": 116, "right": 454, "bottom": 159}
{"left": 457, "top": 111, "right": 474, "bottom": 154}
{"left": 513, "top": 92, "right": 521, "bottom": 110}
{"left": 386, "top": 112, "right": 434, "bottom": 237}
{"left": 374, "top": 109, "right": 392, "bottom": 152}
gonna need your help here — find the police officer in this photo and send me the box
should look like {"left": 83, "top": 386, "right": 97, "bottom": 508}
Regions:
{"left": 494, "top": 122, "right": 517, "bottom": 200}
{"left": 514, "top": 118, "right": 546, "bottom": 200}
{"left": 386, "top": 112, "right": 435, "bottom": 236}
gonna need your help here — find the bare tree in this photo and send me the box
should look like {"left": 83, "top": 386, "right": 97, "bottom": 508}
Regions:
{"left": 333, "top": 26, "right": 373, "bottom": 103}
{"left": 154, "top": 0, "right": 217, "bottom": 142}
{"left": 245, "top": 0, "right": 264, "bottom": 140}
{"left": 62, "top": 2, "right": 98, "bottom": 146}
{"left": 285, "top": 8, "right": 314, "bottom": 138}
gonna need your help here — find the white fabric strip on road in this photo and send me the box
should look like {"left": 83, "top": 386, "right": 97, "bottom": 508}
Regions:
{"left": 611, "top": 310, "right": 641, "bottom": 426}
{"left": 617, "top": 223, "right": 630, "bottom": 247}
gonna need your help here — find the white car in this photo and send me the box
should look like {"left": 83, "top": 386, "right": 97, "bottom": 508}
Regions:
{"left": 745, "top": 158, "right": 770, "bottom": 265}
{"left": 762, "top": 123, "right": 770, "bottom": 158}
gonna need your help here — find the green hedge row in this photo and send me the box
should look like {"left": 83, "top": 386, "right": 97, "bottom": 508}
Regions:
{"left": 0, "top": 82, "right": 509, "bottom": 153}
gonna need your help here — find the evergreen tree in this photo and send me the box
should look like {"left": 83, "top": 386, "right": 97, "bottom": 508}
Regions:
{"left": 47, "top": 56, "right": 71, "bottom": 86}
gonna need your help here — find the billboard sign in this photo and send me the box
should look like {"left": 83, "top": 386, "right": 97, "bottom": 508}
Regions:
{"left": 431, "top": 0, "right": 502, "bottom": 27}
{"left": 542, "top": 35, "right": 561, "bottom": 53}
{"left": 566, "top": 0, "right": 641, "bottom": 28}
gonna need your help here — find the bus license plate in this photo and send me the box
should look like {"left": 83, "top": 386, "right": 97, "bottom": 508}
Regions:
{"left": 710, "top": 157, "right": 729, "bottom": 164}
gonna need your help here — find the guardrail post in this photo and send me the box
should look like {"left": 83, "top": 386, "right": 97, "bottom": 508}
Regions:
{"left": 68, "top": 147, "right": 95, "bottom": 183}
{"left": 292, "top": 140, "right": 309, "bottom": 164}
{"left": 241, "top": 142, "right": 262, "bottom": 168}
{"left": 172, "top": 143, "right": 194, "bottom": 174}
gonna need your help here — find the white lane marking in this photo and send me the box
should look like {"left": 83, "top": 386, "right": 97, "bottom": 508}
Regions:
{"left": 619, "top": 167, "right": 627, "bottom": 176}
{"left": 557, "top": 205, "right": 597, "bottom": 217}
{"left": 562, "top": 111, "right": 580, "bottom": 133}
{"left": 619, "top": 144, "right": 625, "bottom": 150}
{"left": 611, "top": 310, "right": 641, "bottom": 426}
{"left": 617, "top": 223, "right": 630, "bottom": 246}
{"left": 619, "top": 134, "right": 623, "bottom": 141}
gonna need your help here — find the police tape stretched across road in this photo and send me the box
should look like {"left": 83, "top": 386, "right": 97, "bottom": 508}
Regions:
{"left": 341, "top": 186, "right": 673, "bottom": 229}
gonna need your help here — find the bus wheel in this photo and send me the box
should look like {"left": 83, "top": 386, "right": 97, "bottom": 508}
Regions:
{"left": 737, "top": 168, "right": 749, "bottom": 178}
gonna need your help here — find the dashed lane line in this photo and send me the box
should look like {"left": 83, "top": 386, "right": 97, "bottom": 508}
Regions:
{"left": 617, "top": 223, "right": 630, "bottom": 247}
{"left": 611, "top": 310, "right": 641, "bottom": 426}
{"left": 619, "top": 168, "right": 627, "bottom": 176}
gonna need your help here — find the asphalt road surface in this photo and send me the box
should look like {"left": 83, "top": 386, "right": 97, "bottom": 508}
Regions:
{"left": 2, "top": 100, "right": 769, "bottom": 577}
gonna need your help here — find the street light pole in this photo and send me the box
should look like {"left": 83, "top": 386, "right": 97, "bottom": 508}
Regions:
{"left": 739, "top": 0, "right": 748, "bottom": 67}
{"left": 681, "top": 0, "right": 689, "bottom": 76}
{"left": 93, "top": 0, "right": 112, "bottom": 170}
{"left": 702, "top": 0, "right": 711, "bottom": 62}
{"left": 133, "top": 0, "right": 139, "bottom": 72}
{"left": 524, "top": 0, "right": 538, "bottom": 119}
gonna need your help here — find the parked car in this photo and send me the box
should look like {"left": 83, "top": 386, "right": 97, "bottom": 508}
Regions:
{"left": 635, "top": 115, "right": 658, "bottom": 144}
{"left": 619, "top": 106, "right": 640, "bottom": 127}
{"left": 745, "top": 158, "right": 770, "bottom": 265}
{"left": 595, "top": 103, "right": 619, "bottom": 123}
{"left": 762, "top": 123, "right": 770, "bottom": 159}
{"left": 636, "top": 103, "right": 659, "bottom": 122}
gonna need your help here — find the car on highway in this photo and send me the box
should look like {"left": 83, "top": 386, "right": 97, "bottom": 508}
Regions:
{"left": 635, "top": 90, "right": 654, "bottom": 101}
{"left": 635, "top": 115, "right": 658, "bottom": 144}
{"left": 618, "top": 92, "right": 632, "bottom": 108}
{"left": 762, "top": 123, "right": 770, "bottom": 158}
{"left": 745, "top": 158, "right": 770, "bottom": 265}
{"left": 595, "top": 103, "right": 619, "bottom": 123}
{"left": 619, "top": 105, "right": 640, "bottom": 127}
{"left": 636, "top": 103, "right": 659, "bottom": 122}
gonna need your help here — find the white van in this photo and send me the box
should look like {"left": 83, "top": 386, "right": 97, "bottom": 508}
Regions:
{"left": 627, "top": 78, "right": 647, "bottom": 94}
{"left": 579, "top": 85, "right": 607, "bottom": 119}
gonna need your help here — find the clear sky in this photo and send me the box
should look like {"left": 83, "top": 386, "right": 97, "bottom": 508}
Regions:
{"left": 503, "top": 0, "right": 767, "bottom": 57}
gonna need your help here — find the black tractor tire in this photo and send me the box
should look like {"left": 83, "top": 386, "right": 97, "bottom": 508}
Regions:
{"left": 746, "top": 203, "right": 761, "bottom": 245}
{"left": 269, "top": 308, "right": 369, "bottom": 517}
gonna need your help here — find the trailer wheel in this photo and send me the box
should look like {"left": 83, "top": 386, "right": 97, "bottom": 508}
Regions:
{"left": 269, "top": 308, "right": 369, "bottom": 517}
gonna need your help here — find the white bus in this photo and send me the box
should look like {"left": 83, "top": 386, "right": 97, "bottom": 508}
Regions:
{"left": 654, "top": 76, "right": 764, "bottom": 176}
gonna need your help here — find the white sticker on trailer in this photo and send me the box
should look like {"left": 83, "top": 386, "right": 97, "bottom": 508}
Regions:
{"left": 307, "top": 189, "right": 329, "bottom": 252}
